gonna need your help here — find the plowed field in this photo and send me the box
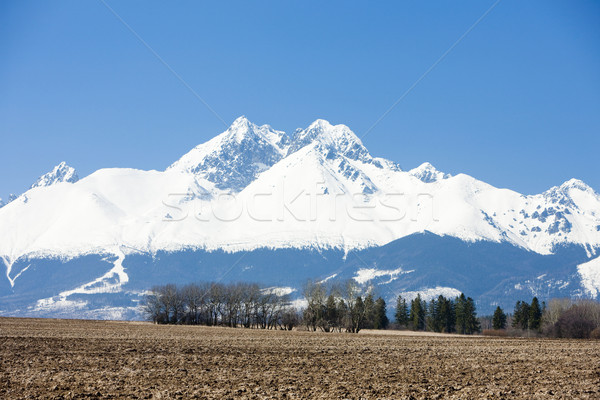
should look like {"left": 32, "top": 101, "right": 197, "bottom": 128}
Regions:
{"left": 1, "top": 318, "right": 599, "bottom": 399}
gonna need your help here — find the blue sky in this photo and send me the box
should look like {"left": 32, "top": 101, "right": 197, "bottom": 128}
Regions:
{"left": 1, "top": 0, "right": 599, "bottom": 198}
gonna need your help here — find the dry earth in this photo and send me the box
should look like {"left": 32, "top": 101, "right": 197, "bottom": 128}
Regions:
{"left": 1, "top": 317, "right": 599, "bottom": 399}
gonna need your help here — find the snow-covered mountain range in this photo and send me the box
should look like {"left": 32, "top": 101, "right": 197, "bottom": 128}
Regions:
{"left": 1, "top": 116, "right": 599, "bottom": 318}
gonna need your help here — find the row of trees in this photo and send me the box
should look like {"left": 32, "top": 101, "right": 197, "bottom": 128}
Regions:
{"left": 512, "top": 297, "right": 543, "bottom": 331}
{"left": 302, "top": 280, "right": 389, "bottom": 333}
{"left": 484, "top": 297, "right": 600, "bottom": 339}
{"left": 481, "top": 297, "right": 543, "bottom": 332}
{"left": 143, "top": 280, "right": 391, "bottom": 333}
{"left": 142, "top": 281, "right": 599, "bottom": 338}
{"left": 143, "top": 281, "right": 482, "bottom": 335}
{"left": 394, "top": 293, "right": 480, "bottom": 334}
{"left": 143, "top": 282, "right": 298, "bottom": 330}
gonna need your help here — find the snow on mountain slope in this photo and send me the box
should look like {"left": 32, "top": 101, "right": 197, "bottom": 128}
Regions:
{"left": 168, "top": 116, "right": 289, "bottom": 191}
{"left": 30, "top": 161, "right": 79, "bottom": 189}
{"left": 353, "top": 266, "right": 414, "bottom": 285}
{"left": 0, "top": 116, "right": 599, "bottom": 267}
{"left": 409, "top": 162, "right": 451, "bottom": 183}
{"left": 0, "top": 194, "right": 17, "bottom": 209}
{"left": 1, "top": 162, "right": 78, "bottom": 209}
{"left": 34, "top": 248, "right": 128, "bottom": 311}
{"left": 288, "top": 119, "right": 369, "bottom": 160}
{"left": 578, "top": 256, "right": 600, "bottom": 297}
{"left": 475, "top": 178, "right": 600, "bottom": 255}
{"left": 397, "top": 287, "right": 463, "bottom": 302}
{"left": 0, "top": 168, "right": 203, "bottom": 262}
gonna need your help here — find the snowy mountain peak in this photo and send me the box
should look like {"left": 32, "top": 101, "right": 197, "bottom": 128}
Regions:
{"left": 560, "top": 178, "right": 595, "bottom": 193}
{"left": 288, "top": 119, "right": 369, "bottom": 162}
{"left": 0, "top": 116, "right": 600, "bottom": 284}
{"left": 228, "top": 115, "right": 252, "bottom": 139}
{"left": 306, "top": 118, "right": 337, "bottom": 133}
{"left": 542, "top": 178, "right": 599, "bottom": 207}
{"left": 30, "top": 162, "right": 79, "bottom": 189}
{"left": 168, "top": 117, "right": 377, "bottom": 192}
{"left": 225, "top": 116, "right": 282, "bottom": 145}
{"left": 231, "top": 114, "right": 250, "bottom": 126}
{"left": 169, "top": 117, "right": 290, "bottom": 191}
{"left": 409, "top": 162, "right": 450, "bottom": 183}
{"left": 3, "top": 117, "right": 600, "bottom": 320}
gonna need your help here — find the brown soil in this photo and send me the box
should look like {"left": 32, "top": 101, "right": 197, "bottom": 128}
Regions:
{"left": 1, "top": 317, "right": 599, "bottom": 399}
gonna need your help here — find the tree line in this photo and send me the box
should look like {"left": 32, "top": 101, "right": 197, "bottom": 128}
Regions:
{"left": 142, "top": 280, "right": 599, "bottom": 339}
{"left": 142, "top": 279, "right": 393, "bottom": 333}
{"left": 142, "top": 282, "right": 298, "bottom": 330}
{"left": 142, "top": 280, "right": 483, "bottom": 336}
{"left": 394, "top": 293, "right": 481, "bottom": 334}
{"left": 483, "top": 297, "right": 600, "bottom": 339}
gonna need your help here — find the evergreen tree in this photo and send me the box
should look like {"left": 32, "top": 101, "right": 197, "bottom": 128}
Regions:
{"left": 352, "top": 296, "right": 365, "bottom": 333}
{"left": 426, "top": 298, "right": 438, "bottom": 332}
{"left": 426, "top": 296, "right": 451, "bottom": 333}
{"left": 455, "top": 293, "right": 468, "bottom": 334}
{"left": 409, "top": 294, "right": 426, "bottom": 331}
{"left": 529, "top": 297, "right": 542, "bottom": 331}
{"left": 395, "top": 295, "right": 409, "bottom": 327}
{"left": 492, "top": 306, "right": 507, "bottom": 330}
{"left": 512, "top": 300, "right": 530, "bottom": 330}
{"left": 373, "top": 297, "right": 389, "bottom": 330}
{"left": 520, "top": 301, "right": 530, "bottom": 330}
{"left": 464, "top": 296, "right": 480, "bottom": 334}
{"left": 428, "top": 295, "right": 455, "bottom": 333}
{"left": 336, "top": 299, "right": 348, "bottom": 332}
{"left": 512, "top": 300, "right": 522, "bottom": 329}
{"left": 363, "top": 293, "right": 376, "bottom": 329}
{"left": 455, "top": 294, "right": 480, "bottom": 334}
{"left": 324, "top": 294, "right": 338, "bottom": 332}
{"left": 439, "top": 296, "right": 455, "bottom": 333}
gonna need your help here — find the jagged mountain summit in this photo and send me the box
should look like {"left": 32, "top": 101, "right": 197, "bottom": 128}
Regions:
{"left": 3, "top": 116, "right": 597, "bottom": 258}
{"left": 288, "top": 119, "right": 369, "bottom": 161}
{"left": 30, "top": 161, "right": 79, "bottom": 189}
{"left": 1, "top": 116, "right": 599, "bottom": 319}
{"left": 168, "top": 116, "right": 289, "bottom": 191}
{"left": 0, "top": 162, "right": 78, "bottom": 209}
{"left": 409, "top": 162, "right": 451, "bottom": 183}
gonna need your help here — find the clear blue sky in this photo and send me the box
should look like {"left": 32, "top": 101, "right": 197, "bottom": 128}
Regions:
{"left": 1, "top": 0, "right": 599, "bottom": 198}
